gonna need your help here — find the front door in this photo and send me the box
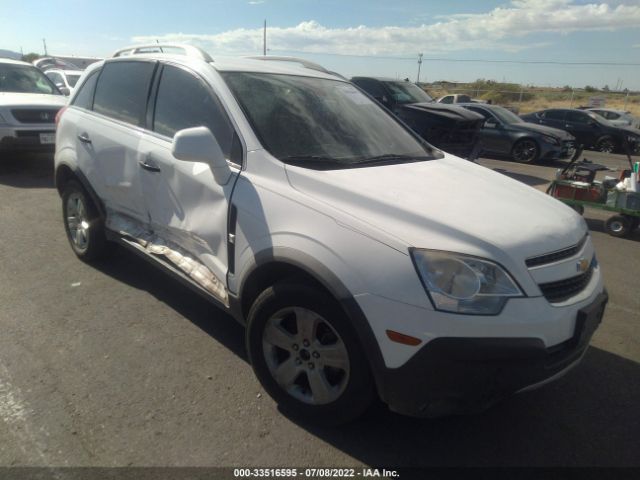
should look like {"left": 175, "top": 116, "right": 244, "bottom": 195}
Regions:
{"left": 138, "top": 64, "right": 242, "bottom": 298}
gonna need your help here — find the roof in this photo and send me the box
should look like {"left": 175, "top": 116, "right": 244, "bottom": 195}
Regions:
{"left": 0, "top": 58, "right": 32, "bottom": 67}
{"left": 43, "top": 68, "right": 84, "bottom": 75}
{"left": 351, "top": 76, "right": 405, "bottom": 82}
{"left": 101, "top": 53, "right": 345, "bottom": 81}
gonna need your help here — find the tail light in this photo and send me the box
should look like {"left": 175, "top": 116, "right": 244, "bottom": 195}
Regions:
{"left": 55, "top": 106, "right": 67, "bottom": 126}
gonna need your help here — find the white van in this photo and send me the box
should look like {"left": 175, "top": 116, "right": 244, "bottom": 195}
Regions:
{"left": 54, "top": 45, "right": 607, "bottom": 423}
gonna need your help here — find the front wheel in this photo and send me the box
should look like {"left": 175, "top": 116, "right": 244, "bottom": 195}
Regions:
{"left": 246, "top": 282, "right": 374, "bottom": 425}
{"left": 511, "top": 139, "right": 540, "bottom": 164}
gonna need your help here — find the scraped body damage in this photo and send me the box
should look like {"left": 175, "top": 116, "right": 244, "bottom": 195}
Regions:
{"left": 106, "top": 212, "right": 229, "bottom": 306}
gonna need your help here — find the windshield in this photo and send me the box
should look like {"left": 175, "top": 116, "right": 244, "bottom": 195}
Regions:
{"left": 66, "top": 74, "right": 81, "bottom": 87}
{"left": 491, "top": 106, "right": 523, "bottom": 124}
{"left": 222, "top": 72, "right": 433, "bottom": 168}
{"left": 0, "top": 64, "right": 60, "bottom": 94}
{"left": 383, "top": 81, "right": 433, "bottom": 104}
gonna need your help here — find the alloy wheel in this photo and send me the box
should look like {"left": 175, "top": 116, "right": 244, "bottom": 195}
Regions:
{"left": 66, "top": 193, "right": 89, "bottom": 252}
{"left": 262, "top": 307, "right": 350, "bottom": 405}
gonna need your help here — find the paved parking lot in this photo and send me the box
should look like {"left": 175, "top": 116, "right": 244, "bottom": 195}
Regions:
{"left": 0, "top": 151, "right": 638, "bottom": 468}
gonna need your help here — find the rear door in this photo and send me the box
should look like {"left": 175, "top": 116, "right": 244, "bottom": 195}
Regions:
{"left": 538, "top": 109, "right": 566, "bottom": 129}
{"left": 138, "top": 63, "right": 243, "bottom": 297}
{"left": 80, "top": 60, "right": 157, "bottom": 223}
{"left": 564, "top": 110, "right": 599, "bottom": 147}
{"left": 466, "top": 106, "right": 510, "bottom": 154}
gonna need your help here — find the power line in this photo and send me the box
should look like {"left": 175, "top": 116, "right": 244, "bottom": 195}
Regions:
{"left": 269, "top": 49, "right": 640, "bottom": 66}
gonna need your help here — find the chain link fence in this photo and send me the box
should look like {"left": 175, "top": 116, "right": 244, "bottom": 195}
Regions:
{"left": 421, "top": 84, "right": 640, "bottom": 117}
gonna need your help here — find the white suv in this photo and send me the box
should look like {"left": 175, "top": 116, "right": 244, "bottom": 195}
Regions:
{"left": 1, "top": 58, "right": 67, "bottom": 155}
{"left": 54, "top": 45, "right": 607, "bottom": 423}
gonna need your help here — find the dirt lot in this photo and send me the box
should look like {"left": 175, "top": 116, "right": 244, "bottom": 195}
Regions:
{"left": 0, "top": 151, "right": 638, "bottom": 469}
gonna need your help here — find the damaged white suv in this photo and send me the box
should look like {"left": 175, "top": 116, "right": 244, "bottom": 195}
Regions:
{"left": 55, "top": 45, "right": 607, "bottom": 423}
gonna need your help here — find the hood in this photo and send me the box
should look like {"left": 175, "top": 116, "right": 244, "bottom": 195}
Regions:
{"left": 510, "top": 121, "right": 574, "bottom": 140}
{"left": 0, "top": 92, "right": 67, "bottom": 108}
{"left": 285, "top": 155, "right": 585, "bottom": 265}
{"left": 398, "top": 102, "right": 484, "bottom": 123}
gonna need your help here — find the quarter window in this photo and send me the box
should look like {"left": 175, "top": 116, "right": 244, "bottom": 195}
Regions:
{"left": 93, "top": 61, "right": 156, "bottom": 127}
{"left": 153, "top": 65, "right": 236, "bottom": 160}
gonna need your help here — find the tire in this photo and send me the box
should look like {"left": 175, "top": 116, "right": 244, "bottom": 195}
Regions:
{"left": 511, "top": 138, "right": 540, "bottom": 164}
{"left": 62, "top": 180, "right": 112, "bottom": 261}
{"left": 246, "top": 281, "right": 374, "bottom": 425}
{"left": 629, "top": 217, "right": 640, "bottom": 231}
{"left": 604, "top": 215, "right": 631, "bottom": 238}
{"left": 595, "top": 136, "right": 616, "bottom": 154}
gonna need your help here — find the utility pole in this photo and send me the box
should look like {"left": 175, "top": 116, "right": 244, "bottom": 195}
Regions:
{"left": 263, "top": 20, "right": 267, "bottom": 56}
{"left": 42, "top": 38, "right": 48, "bottom": 56}
{"left": 416, "top": 53, "right": 423, "bottom": 84}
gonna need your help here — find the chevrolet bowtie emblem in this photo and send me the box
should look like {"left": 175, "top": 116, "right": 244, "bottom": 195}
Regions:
{"left": 577, "top": 257, "right": 589, "bottom": 273}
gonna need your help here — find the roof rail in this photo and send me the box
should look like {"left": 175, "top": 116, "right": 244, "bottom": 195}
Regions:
{"left": 112, "top": 43, "right": 214, "bottom": 62}
{"left": 246, "top": 56, "right": 345, "bottom": 79}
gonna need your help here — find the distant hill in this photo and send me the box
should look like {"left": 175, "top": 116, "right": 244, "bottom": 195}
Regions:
{"left": 0, "top": 49, "right": 22, "bottom": 60}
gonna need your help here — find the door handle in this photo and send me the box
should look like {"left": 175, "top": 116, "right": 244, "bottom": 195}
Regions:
{"left": 139, "top": 159, "right": 161, "bottom": 173}
{"left": 77, "top": 133, "right": 91, "bottom": 144}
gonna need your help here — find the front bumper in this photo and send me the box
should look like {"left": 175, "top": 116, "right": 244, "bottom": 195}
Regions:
{"left": 541, "top": 140, "right": 575, "bottom": 160}
{"left": 376, "top": 290, "right": 607, "bottom": 417}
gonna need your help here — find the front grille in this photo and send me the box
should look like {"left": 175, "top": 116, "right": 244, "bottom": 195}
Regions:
{"left": 538, "top": 266, "right": 594, "bottom": 303}
{"left": 11, "top": 108, "right": 60, "bottom": 124}
{"left": 525, "top": 235, "right": 588, "bottom": 268}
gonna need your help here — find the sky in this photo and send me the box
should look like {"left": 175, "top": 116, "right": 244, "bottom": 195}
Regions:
{"left": 1, "top": 0, "right": 639, "bottom": 89}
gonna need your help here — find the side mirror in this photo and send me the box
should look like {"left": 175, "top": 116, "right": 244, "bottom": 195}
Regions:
{"left": 59, "top": 86, "right": 70, "bottom": 96}
{"left": 484, "top": 118, "right": 498, "bottom": 128}
{"left": 172, "top": 126, "right": 231, "bottom": 185}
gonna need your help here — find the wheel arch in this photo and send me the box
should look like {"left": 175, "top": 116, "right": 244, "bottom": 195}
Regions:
{"left": 237, "top": 248, "right": 387, "bottom": 394}
{"left": 55, "top": 162, "right": 106, "bottom": 218}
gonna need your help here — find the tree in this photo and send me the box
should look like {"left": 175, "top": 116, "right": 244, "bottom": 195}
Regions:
{"left": 21, "top": 52, "right": 41, "bottom": 63}
{"left": 602, "top": 85, "right": 610, "bottom": 92}
{"left": 584, "top": 85, "right": 597, "bottom": 93}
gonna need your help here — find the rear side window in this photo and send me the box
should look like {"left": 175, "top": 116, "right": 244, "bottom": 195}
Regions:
{"left": 466, "top": 106, "right": 491, "bottom": 120}
{"left": 440, "top": 96, "right": 453, "bottom": 104}
{"left": 566, "top": 111, "right": 590, "bottom": 124}
{"left": 543, "top": 110, "right": 565, "bottom": 120}
{"left": 352, "top": 79, "right": 386, "bottom": 99}
{"left": 93, "top": 61, "right": 156, "bottom": 127}
{"left": 71, "top": 70, "right": 99, "bottom": 110}
{"left": 152, "top": 65, "right": 235, "bottom": 159}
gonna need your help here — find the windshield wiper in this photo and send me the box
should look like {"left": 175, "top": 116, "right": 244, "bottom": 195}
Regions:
{"left": 350, "top": 154, "right": 431, "bottom": 166}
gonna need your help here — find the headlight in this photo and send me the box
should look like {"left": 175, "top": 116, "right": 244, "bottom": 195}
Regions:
{"left": 541, "top": 135, "right": 560, "bottom": 145}
{"left": 411, "top": 249, "right": 524, "bottom": 315}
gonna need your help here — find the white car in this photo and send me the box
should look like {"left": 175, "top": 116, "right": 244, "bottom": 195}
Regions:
{"left": 44, "top": 68, "right": 84, "bottom": 96}
{"left": 0, "top": 58, "right": 67, "bottom": 155}
{"left": 54, "top": 45, "right": 607, "bottom": 423}
{"left": 587, "top": 108, "right": 640, "bottom": 129}
{"left": 436, "top": 93, "right": 487, "bottom": 105}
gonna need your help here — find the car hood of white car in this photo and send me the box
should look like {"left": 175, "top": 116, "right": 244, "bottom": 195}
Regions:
{"left": 0, "top": 92, "right": 67, "bottom": 108}
{"left": 285, "top": 155, "right": 586, "bottom": 263}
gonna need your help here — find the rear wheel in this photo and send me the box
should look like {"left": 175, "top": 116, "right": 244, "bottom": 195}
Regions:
{"left": 595, "top": 136, "right": 616, "bottom": 154}
{"left": 62, "top": 181, "right": 112, "bottom": 261}
{"left": 511, "top": 139, "right": 540, "bottom": 164}
{"left": 604, "top": 215, "right": 631, "bottom": 238}
{"left": 246, "top": 281, "right": 374, "bottom": 425}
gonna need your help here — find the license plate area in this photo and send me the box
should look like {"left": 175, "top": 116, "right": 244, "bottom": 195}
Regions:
{"left": 39, "top": 133, "right": 55, "bottom": 144}
{"left": 574, "top": 292, "right": 607, "bottom": 347}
